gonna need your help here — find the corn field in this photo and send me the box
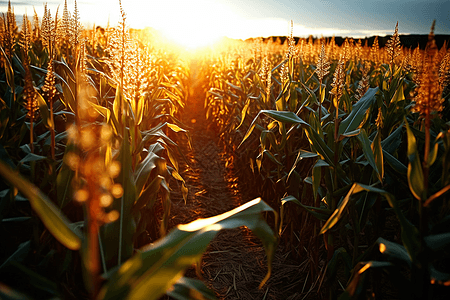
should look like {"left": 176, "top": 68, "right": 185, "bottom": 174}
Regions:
{"left": 0, "top": 1, "right": 449, "bottom": 299}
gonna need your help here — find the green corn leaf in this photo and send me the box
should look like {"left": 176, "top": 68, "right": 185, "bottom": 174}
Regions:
{"left": 424, "top": 233, "right": 450, "bottom": 252}
{"left": 383, "top": 150, "right": 407, "bottom": 174}
{"left": 19, "top": 153, "right": 47, "bottom": 164}
{"left": 344, "top": 261, "right": 394, "bottom": 299}
{"left": 320, "top": 183, "right": 364, "bottom": 234}
{"left": 287, "top": 150, "right": 318, "bottom": 180}
{"left": 340, "top": 129, "right": 360, "bottom": 138}
{"left": 236, "top": 97, "right": 251, "bottom": 130}
{"left": 0, "top": 161, "right": 82, "bottom": 250}
{"left": 376, "top": 237, "right": 411, "bottom": 267}
{"left": 329, "top": 183, "right": 420, "bottom": 263}
{"left": 372, "top": 131, "right": 384, "bottom": 182}
{"left": 0, "top": 98, "right": 9, "bottom": 140}
{"left": 390, "top": 80, "right": 405, "bottom": 105}
{"left": 113, "top": 87, "right": 123, "bottom": 127}
{"left": 167, "top": 123, "right": 187, "bottom": 133}
{"left": 0, "top": 46, "right": 15, "bottom": 92}
{"left": 427, "top": 141, "right": 439, "bottom": 168}
{"left": 136, "top": 95, "right": 145, "bottom": 125}
{"left": 134, "top": 143, "right": 165, "bottom": 195}
{"left": 58, "top": 75, "right": 76, "bottom": 113}
{"left": 35, "top": 91, "right": 54, "bottom": 130}
{"left": 133, "top": 175, "right": 164, "bottom": 212}
{"left": 98, "top": 198, "right": 277, "bottom": 300}
{"left": 88, "top": 101, "right": 111, "bottom": 123}
{"left": 12, "top": 54, "right": 25, "bottom": 77}
{"left": 240, "top": 109, "right": 309, "bottom": 147}
{"left": 167, "top": 277, "right": 217, "bottom": 300}
{"left": 281, "top": 195, "right": 331, "bottom": 221}
{"left": 256, "top": 150, "right": 281, "bottom": 171}
{"left": 327, "top": 247, "right": 352, "bottom": 279}
{"left": 339, "top": 87, "right": 378, "bottom": 136}
{"left": 381, "top": 124, "right": 403, "bottom": 154}
{"left": 305, "top": 126, "right": 335, "bottom": 168}
{"left": 238, "top": 114, "right": 262, "bottom": 148}
{"left": 357, "top": 129, "right": 380, "bottom": 178}
{"left": 405, "top": 121, "right": 425, "bottom": 201}
{"left": 0, "top": 240, "right": 30, "bottom": 270}
{"left": 430, "top": 266, "right": 450, "bottom": 284}
{"left": 260, "top": 110, "right": 308, "bottom": 125}
{"left": 312, "top": 160, "right": 324, "bottom": 199}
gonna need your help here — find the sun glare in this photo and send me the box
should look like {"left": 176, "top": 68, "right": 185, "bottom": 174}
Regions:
{"left": 133, "top": 0, "right": 239, "bottom": 49}
{"left": 161, "top": 17, "right": 221, "bottom": 49}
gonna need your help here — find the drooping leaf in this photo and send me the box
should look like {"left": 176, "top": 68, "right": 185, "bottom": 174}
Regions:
{"left": 343, "top": 261, "right": 394, "bottom": 299}
{"left": 424, "top": 233, "right": 450, "bottom": 252}
{"left": 320, "top": 183, "right": 364, "bottom": 234}
{"left": 0, "top": 161, "right": 82, "bottom": 250}
{"left": 19, "top": 153, "right": 47, "bottom": 164}
{"left": 167, "top": 277, "right": 217, "bottom": 300}
{"left": 98, "top": 198, "right": 277, "bottom": 300}
{"left": 339, "top": 87, "right": 378, "bottom": 136}
{"left": 281, "top": 195, "right": 331, "bottom": 221}
{"left": 405, "top": 121, "right": 425, "bottom": 201}
{"left": 239, "top": 110, "right": 307, "bottom": 147}
{"left": 335, "top": 183, "right": 421, "bottom": 263}
{"left": 134, "top": 145, "right": 164, "bottom": 195}
{"left": 376, "top": 237, "right": 411, "bottom": 267}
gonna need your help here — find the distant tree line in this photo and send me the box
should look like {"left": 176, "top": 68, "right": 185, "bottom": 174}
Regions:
{"left": 258, "top": 34, "right": 450, "bottom": 49}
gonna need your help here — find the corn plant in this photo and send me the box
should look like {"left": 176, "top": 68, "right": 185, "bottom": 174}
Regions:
{"left": 203, "top": 21, "right": 450, "bottom": 298}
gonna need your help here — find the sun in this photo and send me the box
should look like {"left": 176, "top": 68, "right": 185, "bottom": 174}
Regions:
{"left": 160, "top": 15, "right": 222, "bottom": 49}
{"left": 128, "top": 0, "right": 240, "bottom": 49}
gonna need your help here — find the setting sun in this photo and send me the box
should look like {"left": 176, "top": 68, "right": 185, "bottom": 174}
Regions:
{"left": 130, "top": 0, "right": 239, "bottom": 48}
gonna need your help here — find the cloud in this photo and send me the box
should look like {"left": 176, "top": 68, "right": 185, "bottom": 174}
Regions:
{"left": 0, "top": 0, "right": 62, "bottom": 6}
{"left": 222, "top": 18, "right": 400, "bottom": 39}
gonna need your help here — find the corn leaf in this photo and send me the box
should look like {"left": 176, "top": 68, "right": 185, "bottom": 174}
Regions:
{"left": 405, "top": 121, "right": 425, "bottom": 201}
{"left": 35, "top": 91, "right": 54, "bottom": 130}
{"left": 239, "top": 110, "right": 308, "bottom": 148}
{"left": 320, "top": 183, "right": 363, "bottom": 234}
{"left": 383, "top": 150, "right": 407, "bottom": 174}
{"left": 338, "top": 87, "right": 378, "bottom": 136}
{"left": 281, "top": 195, "right": 331, "bottom": 221}
{"left": 376, "top": 237, "right": 411, "bottom": 267}
{"left": 134, "top": 143, "right": 165, "bottom": 195}
{"left": 357, "top": 129, "right": 380, "bottom": 177}
{"left": 381, "top": 124, "right": 403, "bottom": 154}
{"left": 98, "top": 198, "right": 277, "bottom": 300}
{"left": 424, "top": 233, "right": 450, "bottom": 252}
{"left": 0, "top": 46, "right": 14, "bottom": 92}
{"left": 305, "top": 126, "right": 335, "bottom": 168}
{"left": 0, "top": 161, "right": 82, "bottom": 250}
{"left": 167, "top": 277, "right": 217, "bottom": 300}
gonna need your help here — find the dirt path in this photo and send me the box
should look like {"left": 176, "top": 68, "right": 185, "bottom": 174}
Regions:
{"left": 168, "top": 60, "right": 308, "bottom": 300}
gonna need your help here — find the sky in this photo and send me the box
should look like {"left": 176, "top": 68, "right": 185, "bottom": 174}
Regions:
{"left": 0, "top": 0, "right": 449, "bottom": 45}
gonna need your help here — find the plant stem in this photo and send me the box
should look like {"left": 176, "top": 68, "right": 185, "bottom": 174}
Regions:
{"left": 50, "top": 98, "right": 55, "bottom": 160}
{"left": 87, "top": 193, "right": 100, "bottom": 298}
{"left": 318, "top": 83, "right": 322, "bottom": 122}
